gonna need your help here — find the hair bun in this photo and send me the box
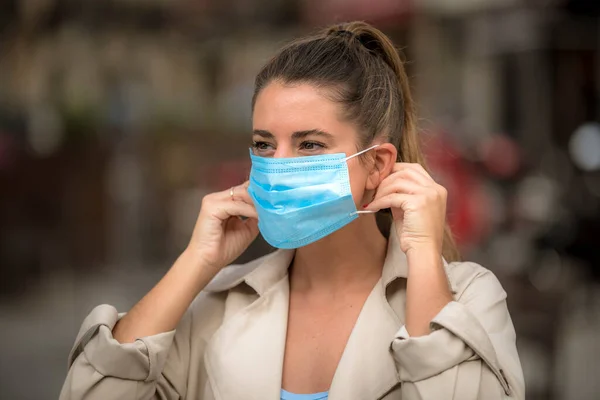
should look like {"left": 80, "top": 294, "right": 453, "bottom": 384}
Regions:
{"left": 328, "top": 25, "right": 386, "bottom": 61}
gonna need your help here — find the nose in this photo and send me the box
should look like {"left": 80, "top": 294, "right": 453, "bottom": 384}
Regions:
{"left": 273, "top": 143, "right": 294, "bottom": 158}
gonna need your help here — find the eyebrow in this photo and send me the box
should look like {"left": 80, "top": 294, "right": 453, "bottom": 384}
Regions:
{"left": 252, "top": 129, "right": 335, "bottom": 140}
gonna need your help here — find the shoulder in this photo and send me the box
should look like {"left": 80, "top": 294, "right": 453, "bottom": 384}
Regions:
{"left": 445, "top": 260, "right": 506, "bottom": 302}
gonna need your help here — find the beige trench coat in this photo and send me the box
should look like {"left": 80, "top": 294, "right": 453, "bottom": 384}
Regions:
{"left": 60, "top": 233, "right": 525, "bottom": 399}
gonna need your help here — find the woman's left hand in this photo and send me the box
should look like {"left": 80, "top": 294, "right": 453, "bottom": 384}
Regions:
{"left": 363, "top": 163, "right": 447, "bottom": 256}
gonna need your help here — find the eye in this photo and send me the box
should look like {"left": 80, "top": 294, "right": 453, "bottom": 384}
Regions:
{"left": 300, "top": 141, "right": 325, "bottom": 152}
{"left": 252, "top": 141, "right": 272, "bottom": 151}
{"left": 251, "top": 140, "right": 275, "bottom": 156}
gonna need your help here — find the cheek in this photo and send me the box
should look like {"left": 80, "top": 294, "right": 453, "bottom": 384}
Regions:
{"left": 347, "top": 162, "right": 370, "bottom": 206}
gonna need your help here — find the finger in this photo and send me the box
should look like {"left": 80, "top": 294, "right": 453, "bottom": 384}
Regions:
{"left": 215, "top": 181, "right": 251, "bottom": 201}
{"left": 233, "top": 185, "right": 254, "bottom": 206}
{"left": 374, "top": 178, "right": 428, "bottom": 200}
{"left": 393, "top": 162, "right": 433, "bottom": 181}
{"left": 225, "top": 215, "right": 259, "bottom": 235}
{"left": 210, "top": 200, "right": 258, "bottom": 221}
{"left": 376, "top": 169, "right": 430, "bottom": 198}
{"left": 243, "top": 217, "right": 260, "bottom": 235}
{"left": 392, "top": 163, "right": 431, "bottom": 183}
{"left": 364, "top": 193, "right": 413, "bottom": 212}
{"left": 390, "top": 165, "right": 431, "bottom": 186}
{"left": 393, "top": 162, "right": 432, "bottom": 178}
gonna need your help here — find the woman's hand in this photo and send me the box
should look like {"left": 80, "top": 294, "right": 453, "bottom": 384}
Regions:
{"left": 187, "top": 182, "right": 259, "bottom": 274}
{"left": 112, "top": 182, "right": 258, "bottom": 344}
{"left": 364, "top": 163, "right": 447, "bottom": 256}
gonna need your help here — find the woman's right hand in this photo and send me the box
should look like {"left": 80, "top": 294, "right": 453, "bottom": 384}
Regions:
{"left": 187, "top": 182, "right": 259, "bottom": 274}
{"left": 112, "top": 182, "right": 258, "bottom": 344}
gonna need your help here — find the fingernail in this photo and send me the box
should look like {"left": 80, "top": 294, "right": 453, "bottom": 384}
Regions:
{"left": 362, "top": 203, "right": 369, "bottom": 208}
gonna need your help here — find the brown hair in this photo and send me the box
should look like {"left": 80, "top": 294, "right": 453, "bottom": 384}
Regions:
{"left": 252, "top": 21, "right": 460, "bottom": 262}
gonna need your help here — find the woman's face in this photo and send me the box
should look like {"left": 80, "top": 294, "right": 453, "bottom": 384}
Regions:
{"left": 252, "top": 81, "right": 376, "bottom": 207}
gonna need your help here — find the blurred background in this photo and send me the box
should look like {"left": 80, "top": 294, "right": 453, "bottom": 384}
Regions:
{"left": 0, "top": 0, "right": 598, "bottom": 399}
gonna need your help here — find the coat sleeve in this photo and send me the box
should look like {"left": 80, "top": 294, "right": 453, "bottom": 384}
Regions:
{"left": 59, "top": 304, "right": 192, "bottom": 400}
{"left": 390, "top": 263, "right": 525, "bottom": 400}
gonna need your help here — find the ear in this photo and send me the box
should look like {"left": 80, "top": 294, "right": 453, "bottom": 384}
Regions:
{"left": 366, "top": 143, "right": 397, "bottom": 190}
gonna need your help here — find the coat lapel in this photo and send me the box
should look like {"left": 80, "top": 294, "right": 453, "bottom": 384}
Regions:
{"left": 328, "top": 235, "right": 406, "bottom": 400}
{"left": 327, "top": 281, "right": 402, "bottom": 399}
{"left": 204, "top": 250, "right": 294, "bottom": 400}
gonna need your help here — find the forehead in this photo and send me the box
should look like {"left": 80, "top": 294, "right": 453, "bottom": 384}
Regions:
{"left": 252, "top": 82, "right": 357, "bottom": 139}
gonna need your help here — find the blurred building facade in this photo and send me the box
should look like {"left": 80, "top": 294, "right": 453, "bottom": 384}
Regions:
{"left": 0, "top": 0, "right": 599, "bottom": 399}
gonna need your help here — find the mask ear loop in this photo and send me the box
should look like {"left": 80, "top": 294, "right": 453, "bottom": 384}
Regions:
{"left": 354, "top": 151, "right": 404, "bottom": 215}
{"left": 346, "top": 144, "right": 380, "bottom": 215}
{"left": 344, "top": 144, "right": 380, "bottom": 161}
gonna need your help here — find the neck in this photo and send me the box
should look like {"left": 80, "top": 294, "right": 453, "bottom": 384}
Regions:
{"left": 290, "top": 215, "right": 388, "bottom": 294}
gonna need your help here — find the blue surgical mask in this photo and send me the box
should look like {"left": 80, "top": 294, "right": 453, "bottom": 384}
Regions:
{"left": 248, "top": 145, "right": 379, "bottom": 249}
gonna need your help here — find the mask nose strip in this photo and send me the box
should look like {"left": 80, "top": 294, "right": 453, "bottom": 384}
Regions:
{"left": 353, "top": 210, "right": 377, "bottom": 215}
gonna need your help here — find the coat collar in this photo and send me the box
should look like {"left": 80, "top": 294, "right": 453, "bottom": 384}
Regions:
{"left": 204, "top": 249, "right": 295, "bottom": 295}
{"left": 205, "top": 227, "right": 453, "bottom": 296}
{"left": 381, "top": 230, "right": 408, "bottom": 288}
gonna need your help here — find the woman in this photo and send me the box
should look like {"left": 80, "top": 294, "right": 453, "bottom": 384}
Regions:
{"left": 61, "top": 22, "right": 524, "bottom": 400}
